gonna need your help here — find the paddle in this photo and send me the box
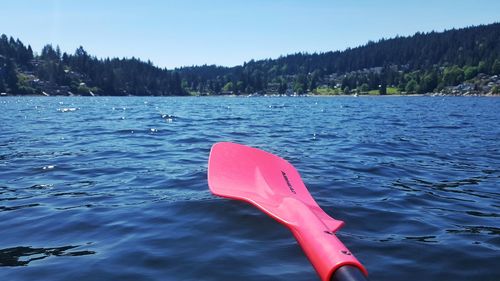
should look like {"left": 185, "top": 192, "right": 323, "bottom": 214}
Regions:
{"left": 208, "top": 142, "right": 369, "bottom": 281}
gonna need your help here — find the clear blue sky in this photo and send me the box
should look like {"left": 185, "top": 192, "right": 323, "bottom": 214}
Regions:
{"left": 1, "top": 0, "right": 498, "bottom": 69}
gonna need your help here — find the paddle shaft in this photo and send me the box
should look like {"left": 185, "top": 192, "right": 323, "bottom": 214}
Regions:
{"left": 331, "top": 265, "right": 369, "bottom": 281}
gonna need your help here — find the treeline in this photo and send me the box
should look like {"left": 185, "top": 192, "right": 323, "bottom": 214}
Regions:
{"left": 0, "top": 35, "right": 186, "bottom": 96}
{"left": 1, "top": 22, "right": 499, "bottom": 96}
{"left": 178, "top": 22, "right": 500, "bottom": 95}
{"left": 337, "top": 61, "right": 500, "bottom": 95}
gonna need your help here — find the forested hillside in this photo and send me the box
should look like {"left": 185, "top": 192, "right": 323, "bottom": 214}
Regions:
{"left": 1, "top": 22, "right": 499, "bottom": 96}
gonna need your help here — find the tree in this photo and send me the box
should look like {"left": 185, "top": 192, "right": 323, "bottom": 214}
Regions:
{"left": 359, "top": 83, "right": 369, "bottom": 92}
{"left": 102, "top": 70, "right": 116, "bottom": 95}
{"left": 379, "top": 83, "right": 387, "bottom": 95}
{"left": 443, "top": 66, "right": 464, "bottom": 86}
{"left": 222, "top": 81, "right": 233, "bottom": 92}
{"left": 40, "top": 44, "right": 60, "bottom": 61}
{"left": 464, "top": 66, "right": 478, "bottom": 80}
{"left": 56, "top": 46, "right": 61, "bottom": 60}
{"left": 0, "top": 76, "right": 5, "bottom": 93}
{"left": 308, "top": 71, "right": 319, "bottom": 91}
{"left": 397, "top": 81, "right": 406, "bottom": 92}
{"left": 278, "top": 79, "right": 287, "bottom": 95}
{"left": 343, "top": 86, "right": 350, "bottom": 95}
{"left": 73, "top": 46, "right": 90, "bottom": 73}
{"left": 4, "top": 59, "right": 18, "bottom": 93}
{"left": 293, "top": 83, "right": 304, "bottom": 94}
{"left": 405, "top": 80, "right": 418, "bottom": 93}
{"left": 478, "top": 61, "right": 488, "bottom": 73}
{"left": 419, "top": 71, "right": 438, "bottom": 94}
{"left": 293, "top": 74, "right": 307, "bottom": 94}
{"left": 170, "top": 72, "right": 184, "bottom": 95}
{"left": 492, "top": 59, "right": 500, "bottom": 75}
{"left": 236, "top": 81, "right": 244, "bottom": 94}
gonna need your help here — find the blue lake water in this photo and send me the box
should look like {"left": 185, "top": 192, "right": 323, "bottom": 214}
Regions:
{"left": 0, "top": 96, "right": 499, "bottom": 281}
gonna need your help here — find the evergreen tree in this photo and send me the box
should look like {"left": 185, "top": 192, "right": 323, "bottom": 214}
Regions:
{"left": 380, "top": 83, "right": 387, "bottom": 95}
{"left": 405, "top": 80, "right": 418, "bottom": 93}
{"left": 492, "top": 59, "right": 500, "bottom": 75}
{"left": 4, "top": 59, "right": 18, "bottom": 93}
{"left": 464, "top": 66, "right": 478, "bottom": 80}
{"left": 419, "top": 71, "right": 438, "bottom": 93}
{"left": 0, "top": 79, "right": 5, "bottom": 93}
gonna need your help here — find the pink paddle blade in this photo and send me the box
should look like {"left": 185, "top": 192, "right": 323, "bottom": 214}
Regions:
{"left": 208, "top": 142, "right": 367, "bottom": 281}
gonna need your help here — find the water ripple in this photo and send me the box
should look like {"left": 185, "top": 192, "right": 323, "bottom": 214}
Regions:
{"left": 0, "top": 245, "right": 95, "bottom": 267}
{"left": 0, "top": 96, "right": 499, "bottom": 281}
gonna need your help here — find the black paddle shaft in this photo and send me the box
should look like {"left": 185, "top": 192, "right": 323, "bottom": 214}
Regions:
{"left": 331, "top": 265, "right": 369, "bottom": 281}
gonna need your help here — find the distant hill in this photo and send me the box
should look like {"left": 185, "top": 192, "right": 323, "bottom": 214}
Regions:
{"left": 1, "top": 22, "right": 499, "bottom": 96}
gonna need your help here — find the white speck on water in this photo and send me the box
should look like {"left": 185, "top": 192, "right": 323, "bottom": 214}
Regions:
{"left": 42, "top": 165, "right": 55, "bottom": 170}
{"left": 161, "top": 114, "right": 174, "bottom": 123}
{"left": 58, "top": 107, "right": 79, "bottom": 112}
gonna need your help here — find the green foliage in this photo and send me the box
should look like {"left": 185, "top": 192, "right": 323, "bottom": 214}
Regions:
{"left": 492, "top": 59, "right": 500, "bottom": 75}
{"left": 397, "top": 82, "right": 406, "bottom": 92}
{"left": 405, "top": 80, "right": 418, "bottom": 93}
{"left": 77, "top": 84, "right": 99, "bottom": 95}
{"left": 4, "top": 58, "right": 19, "bottom": 92}
{"left": 293, "top": 74, "right": 307, "bottom": 94}
{"left": 443, "top": 66, "right": 464, "bottom": 86}
{"left": 478, "top": 61, "right": 488, "bottom": 73}
{"left": 464, "top": 66, "right": 478, "bottom": 80}
{"left": 308, "top": 70, "right": 320, "bottom": 91}
{"left": 222, "top": 81, "right": 233, "bottom": 92}
{"left": 379, "top": 83, "right": 387, "bottom": 95}
{"left": 13, "top": 73, "right": 36, "bottom": 95}
{"left": 359, "top": 83, "right": 369, "bottom": 92}
{"left": 236, "top": 81, "right": 244, "bottom": 93}
{"left": 365, "top": 85, "right": 398, "bottom": 95}
{"left": 386, "top": 87, "right": 399, "bottom": 94}
{"left": 0, "top": 77, "right": 5, "bottom": 93}
{"left": 278, "top": 79, "right": 287, "bottom": 94}
{"left": 40, "top": 44, "right": 61, "bottom": 61}
{"left": 293, "top": 84, "right": 304, "bottom": 94}
{"left": 313, "top": 86, "right": 341, "bottom": 95}
{"left": 418, "top": 71, "right": 438, "bottom": 94}
{"left": 17, "top": 85, "right": 37, "bottom": 95}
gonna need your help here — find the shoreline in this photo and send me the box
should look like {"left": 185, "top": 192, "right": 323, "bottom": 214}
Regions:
{"left": 1, "top": 93, "right": 499, "bottom": 97}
